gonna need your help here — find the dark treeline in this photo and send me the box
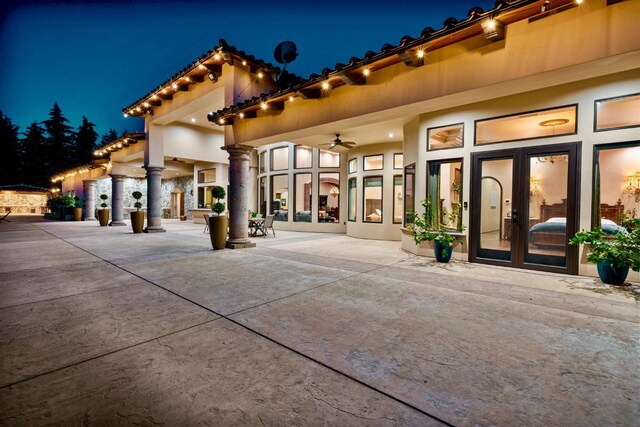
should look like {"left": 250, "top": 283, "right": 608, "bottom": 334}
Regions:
{"left": 0, "top": 104, "right": 126, "bottom": 188}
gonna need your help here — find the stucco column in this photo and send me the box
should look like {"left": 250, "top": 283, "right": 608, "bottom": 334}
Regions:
{"left": 83, "top": 179, "right": 96, "bottom": 221}
{"left": 144, "top": 166, "right": 166, "bottom": 233}
{"left": 109, "top": 174, "right": 126, "bottom": 226}
{"left": 223, "top": 144, "right": 255, "bottom": 249}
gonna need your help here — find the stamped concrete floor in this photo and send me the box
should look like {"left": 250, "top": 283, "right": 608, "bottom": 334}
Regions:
{"left": 0, "top": 217, "right": 638, "bottom": 426}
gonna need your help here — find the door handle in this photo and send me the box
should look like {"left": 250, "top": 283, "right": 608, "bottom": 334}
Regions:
{"left": 512, "top": 209, "right": 519, "bottom": 224}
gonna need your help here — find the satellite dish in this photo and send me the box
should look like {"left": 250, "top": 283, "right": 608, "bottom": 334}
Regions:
{"left": 274, "top": 41, "right": 298, "bottom": 65}
{"left": 273, "top": 41, "right": 298, "bottom": 81}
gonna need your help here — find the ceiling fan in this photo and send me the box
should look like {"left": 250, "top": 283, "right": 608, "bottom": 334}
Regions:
{"left": 320, "top": 134, "right": 356, "bottom": 151}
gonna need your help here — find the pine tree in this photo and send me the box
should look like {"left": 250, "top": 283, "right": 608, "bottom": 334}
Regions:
{"left": 21, "top": 122, "right": 47, "bottom": 187}
{"left": 100, "top": 128, "right": 119, "bottom": 145}
{"left": 0, "top": 111, "right": 21, "bottom": 185}
{"left": 75, "top": 116, "right": 98, "bottom": 164}
{"left": 43, "top": 103, "right": 75, "bottom": 176}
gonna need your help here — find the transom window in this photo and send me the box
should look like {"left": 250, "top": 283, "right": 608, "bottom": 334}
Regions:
{"left": 595, "top": 93, "right": 640, "bottom": 132}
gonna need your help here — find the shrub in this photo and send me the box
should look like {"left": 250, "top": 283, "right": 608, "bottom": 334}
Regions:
{"left": 211, "top": 186, "right": 226, "bottom": 216}
{"left": 132, "top": 191, "right": 143, "bottom": 210}
{"left": 100, "top": 193, "right": 108, "bottom": 208}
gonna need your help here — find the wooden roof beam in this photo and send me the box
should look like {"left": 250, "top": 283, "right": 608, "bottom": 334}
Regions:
{"left": 339, "top": 70, "right": 366, "bottom": 85}
{"left": 297, "top": 88, "right": 322, "bottom": 99}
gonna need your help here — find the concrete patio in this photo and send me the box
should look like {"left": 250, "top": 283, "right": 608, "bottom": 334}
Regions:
{"left": 0, "top": 216, "right": 638, "bottom": 426}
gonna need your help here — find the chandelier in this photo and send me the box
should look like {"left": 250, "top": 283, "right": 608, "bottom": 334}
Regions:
{"left": 329, "top": 186, "right": 340, "bottom": 197}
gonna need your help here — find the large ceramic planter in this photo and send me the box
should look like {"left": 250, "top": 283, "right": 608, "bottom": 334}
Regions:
{"left": 130, "top": 211, "right": 144, "bottom": 234}
{"left": 209, "top": 215, "right": 228, "bottom": 250}
{"left": 98, "top": 209, "right": 109, "bottom": 227}
{"left": 434, "top": 240, "right": 453, "bottom": 263}
{"left": 72, "top": 207, "right": 83, "bottom": 221}
{"left": 597, "top": 262, "right": 629, "bottom": 286}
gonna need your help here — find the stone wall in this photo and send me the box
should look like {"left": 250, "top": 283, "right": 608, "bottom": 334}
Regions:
{"left": 162, "top": 176, "right": 194, "bottom": 219}
{"left": 0, "top": 192, "right": 48, "bottom": 214}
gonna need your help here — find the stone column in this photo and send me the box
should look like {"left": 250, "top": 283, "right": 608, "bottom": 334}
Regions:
{"left": 109, "top": 174, "right": 126, "bottom": 226}
{"left": 144, "top": 166, "right": 165, "bottom": 233}
{"left": 83, "top": 180, "right": 97, "bottom": 221}
{"left": 223, "top": 144, "right": 255, "bottom": 249}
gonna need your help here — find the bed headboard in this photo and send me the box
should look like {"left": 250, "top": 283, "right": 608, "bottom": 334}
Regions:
{"left": 600, "top": 200, "right": 624, "bottom": 223}
{"left": 540, "top": 199, "right": 567, "bottom": 222}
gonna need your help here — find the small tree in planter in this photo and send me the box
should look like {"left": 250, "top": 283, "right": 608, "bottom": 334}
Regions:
{"left": 569, "top": 217, "right": 639, "bottom": 285}
{"left": 209, "top": 185, "right": 227, "bottom": 250}
{"left": 408, "top": 199, "right": 465, "bottom": 263}
{"left": 98, "top": 194, "right": 109, "bottom": 226}
{"left": 130, "top": 191, "right": 144, "bottom": 233}
{"left": 72, "top": 195, "right": 83, "bottom": 221}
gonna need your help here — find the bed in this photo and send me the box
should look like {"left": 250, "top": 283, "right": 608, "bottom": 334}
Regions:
{"left": 528, "top": 199, "right": 626, "bottom": 248}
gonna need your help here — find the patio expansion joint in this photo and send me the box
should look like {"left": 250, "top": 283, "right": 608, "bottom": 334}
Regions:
{"left": 31, "top": 224, "right": 456, "bottom": 427}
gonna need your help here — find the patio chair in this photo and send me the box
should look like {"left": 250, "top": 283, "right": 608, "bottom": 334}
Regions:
{"left": 203, "top": 214, "right": 209, "bottom": 233}
{"left": 0, "top": 210, "right": 11, "bottom": 222}
{"left": 256, "top": 214, "right": 275, "bottom": 237}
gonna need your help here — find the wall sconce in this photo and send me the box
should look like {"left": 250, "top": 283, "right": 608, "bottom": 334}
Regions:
{"left": 329, "top": 186, "right": 340, "bottom": 197}
{"left": 481, "top": 18, "right": 505, "bottom": 42}
{"left": 627, "top": 172, "right": 640, "bottom": 202}
{"left": 530, "top": 178, "right": 539, "bottom": 196}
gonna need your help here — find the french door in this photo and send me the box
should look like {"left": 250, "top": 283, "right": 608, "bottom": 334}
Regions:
{"left": 470, "top": 143, "right": 580, "bottom": 274}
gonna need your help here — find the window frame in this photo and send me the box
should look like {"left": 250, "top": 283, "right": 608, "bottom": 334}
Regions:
{"left": 318, "top": 149, "right": 341, "bottom": 168}
{"left": 427, "top": 122, "right": 464, "bottom": 152}
{"left": 363, "top": 154, "right": 384, "bottom": 171}
{"left": 404, "top": 163, "right": 416, "bottom": 226}
{"left": 348, "top": 177, "right": 357, "bottom": 222}
{"left": 294, "top": 145, "right": 313, "bottom": 169}
{"left": 362, "top": 175, "right": 384, "bottom": 224}
{"left": 426, "top": 158, "right": 464, "bottom": 231}
{"left": 348, "top": 158, "right": 357, "bottom": 174}
{"left": 270, "top": 146, "right": 289, "bottom": 171}
{"left": 393, "top": 174, "right": 403, "bottom": 224}
{"left": 474, "top": 104, "right": 578, "bottom": 146}
{"left": 594, "top": 93, "right": 640, "bottom": 132}
{"left": 293, "top": 172, "right": 313, "bottom": 222}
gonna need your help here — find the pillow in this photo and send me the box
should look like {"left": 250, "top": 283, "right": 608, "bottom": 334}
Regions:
{"left": 600, "top": 218, "right": 616, "bottom": 226}
{"left": 547, "top": 217, "right": 565, "bottom": 223}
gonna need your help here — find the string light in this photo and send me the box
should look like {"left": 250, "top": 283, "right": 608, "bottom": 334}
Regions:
{"left": 321, "top": 81, "right": 330, "bottom": 91}
{"left": 218, "top": 118, "right": 225, "bottom": 124}
{"left": 171, "top": 83, "right": 178, "bottom": 90}
{"left": 289, "top": 95, "right": 295, "bottom": 102}
{"left": 417, "top": 50, "right": 425, "bottom": 58}
{"left": 213, "top": 52, "right": 221, "bottom": 61}
{"left": 363, "top": 68, "right": 370, "bottom": 76}
{"left": 257, "top": 71, "right": 264, "bottom": 79}
{"left": 261, "top": 102, "right": 268, "bottom": 110}
{"left": 184, "top": 76, "right": 191, "bottom": 82}
{"left": 242, "top": 60, "right": 247, "bottom": 66}
{"left": 239, "top": 112, "right": 245, "bottom": 119}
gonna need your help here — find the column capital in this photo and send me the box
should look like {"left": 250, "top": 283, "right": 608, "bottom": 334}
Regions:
{"left": 144, "top": 166, "right": 165, "bottom": 175}
{"left": 82, "top": 179, "right": 96, "bottom": 184}
{"left": 109, "top": 174, "right": 126, "bottom": 179}
{"left": 221, "top": 144, "right": 254, "bottom": 155}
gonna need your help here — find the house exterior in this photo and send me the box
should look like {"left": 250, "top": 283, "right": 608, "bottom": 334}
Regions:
{"left": 55, "top": 0, "right": 640, "bottom": 280}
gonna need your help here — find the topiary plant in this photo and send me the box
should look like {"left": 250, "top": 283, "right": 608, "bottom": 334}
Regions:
{"left": 211, "top": 185, "right": 226, "bottom": 216}
{"left": 100, "top": 193, "right": 109, "bottom": 208}
{"left": 132, "top": 191, "right": 143, "bottom": 211}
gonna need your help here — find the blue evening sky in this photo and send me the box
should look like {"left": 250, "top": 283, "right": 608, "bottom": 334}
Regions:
{"left": 1, "top": 0, "right": 493, "bottom": 137}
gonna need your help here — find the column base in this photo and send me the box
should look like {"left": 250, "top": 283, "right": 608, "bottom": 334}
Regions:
{"left": 144, "top": 227, "right": 166, "bottom": 233}
{"left": 109, "top": 221, "right": 126, "bottom": 226}
{"left": 84, "top": 217, "right": 97, "bottom": 221}
{"left": 226, "top": 239, "right": 256, "bottom": 249}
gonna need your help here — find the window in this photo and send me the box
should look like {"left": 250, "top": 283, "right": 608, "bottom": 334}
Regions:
{"left": 426, "top": 159, "right": 463, "bottom": 230}
{"left": 348, "top": 158, "right": 357, "bottom": 174}
{"left": 198, "top": 168, "right": 216, "bottom": 183}
{"left": 294, "top": 173, "right": 312, "bottom": 222}
{"left": 271, "top": 146, "right": 289, "bottom": 171}
{"left": 393, "top": 154, "right": 403, "bottom": 169}
{"left": 319, "top": 149, "right": 340, "bottom": 168}
{"left": 592, "top": 143, "right": 640, "bottom": 228}
{"left": 318, "top": 173, "right": 340, "bottom": 223}
{"left": 259, "top": 177, "right": 266, "bottom": 216}
{"left": 595, "top": 93, "right": 640, "bottom": 132}
{"left": 364, "top": 154, "right": 383, "bottom": 171}
{"left": 475, "top": 105, "right": 577, "bottom": 145}
{"left": 363, "top": 176, "right": 383, "bottom": 223}
{"left": 348, "top": 178, "right": 357, "bottom": 221}
{"left": 270, "top": 174, "right": 288, "bottom": 221}
{"left": 197, "top": 167, "right": 218, "bottom": 208}
{"left": 258, "top": 152, "right": 266, "bottom": 174}
{"left": 393, "top": 175, "right": 403, "bottom": 224}
{"left": 295, "top": 145, "right": 313, "bottom": 169}
{"left": 404, "top": 163, "right": 415, "bottom": 225}
{"left": 428, "top": 123, "right": 463, "bottom": 151}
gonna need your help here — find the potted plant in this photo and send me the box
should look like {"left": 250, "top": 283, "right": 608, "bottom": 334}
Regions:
{"left": 408, "top": 199, "right": 465, "bottom": 263}
{"left": 72, "top": 195, "right": 82, "bottom": 221}
{"left": 569, "top": 217, "right": 639, "bottom": 285}
{"left": 61, "top": 195, "right": 75, "bottom": 220}
{"left": 98, "top": 194, "right": 109, "bottom": 226}
{"left": 130, "top": 191, "right": 144, "bottom": 233}
{"left": 209, "top": 185, "right": 227, "bottom": 250}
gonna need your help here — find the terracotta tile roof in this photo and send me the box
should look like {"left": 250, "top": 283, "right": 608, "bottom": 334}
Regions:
{"left": 93, "top": 132, "right": 146, "bottom": 158}
{"left": 0, "top": 184, "right": 50, "bottom": 193}
{"left": 122, "top": 39, "right": 304, "bottom": 117}
{"left": 207, "top": 0, "right": 569, "bottom": 124}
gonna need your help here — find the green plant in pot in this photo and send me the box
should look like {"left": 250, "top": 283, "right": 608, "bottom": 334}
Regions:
{"left": 408, "top": 199, "right": 465, "bottom": 263}
{"left": 130, "top": 191, "right": 144, "bottom": 233}
{"left": 98, "top": 193, "right": 109, "bottom": 226}
{"left": 72, "top": 195, "right": 83, "bottom": 221}
{"left": 569, "top": 217, "right": 639, "bottom": 285}
{"left": 209, "top": 185, "right": 228, "bottom": 250}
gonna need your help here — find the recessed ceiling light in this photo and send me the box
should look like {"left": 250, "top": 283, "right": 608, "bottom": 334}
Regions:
{"left": 191, "top": 118, "right": 196, "bottom": 123}
{"left": 388, "top": 132, "right": 394, "bottom": 138}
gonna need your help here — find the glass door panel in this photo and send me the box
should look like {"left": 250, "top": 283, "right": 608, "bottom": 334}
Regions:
{"left": 478, "top": 158, "right": 513, "bottom": 260}
{"left": 525, "top": 153, "right": 569, "bottom": 267}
